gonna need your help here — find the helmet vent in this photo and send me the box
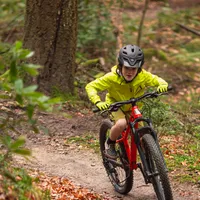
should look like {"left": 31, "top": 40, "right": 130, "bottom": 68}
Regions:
{"left": 118, "top": 44, "right": 144, "bottom": 67}
{"left": 123, "top": 51, "right": 128, "bottom": 55}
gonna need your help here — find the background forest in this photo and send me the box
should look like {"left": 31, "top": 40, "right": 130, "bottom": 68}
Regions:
{"left": 0, "top": 0, "right": 200, "bottom": 199}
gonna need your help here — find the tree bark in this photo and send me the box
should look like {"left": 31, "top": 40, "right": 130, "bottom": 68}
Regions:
{"left": 137, "top": 0, "right": 149, "bottom": 47}
{"left": 23, "top": 0, "right": 77, "bottom": 95}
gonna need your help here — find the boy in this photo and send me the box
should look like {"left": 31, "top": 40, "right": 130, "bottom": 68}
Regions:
{"left": 85, "top": 44, "right": 168, "bottom": 159}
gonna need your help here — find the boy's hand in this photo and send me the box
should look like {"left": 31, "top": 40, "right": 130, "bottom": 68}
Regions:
{"left": 96, "top": 101, "right": 109, "bottom": 110}
{"left": 157, "top": 84, "right": 168, "bottom": 93}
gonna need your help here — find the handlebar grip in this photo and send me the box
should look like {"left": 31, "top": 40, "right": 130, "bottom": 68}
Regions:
{"left": 93, "top": 107, "right": 100, "bottom": 113}
{"left": 167, "top": 86, "right": 173, "bottom": 91}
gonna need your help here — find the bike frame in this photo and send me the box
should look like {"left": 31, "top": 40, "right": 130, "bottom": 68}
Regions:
{"left": 116, "top": 105, "right": 145, "bottom": 171}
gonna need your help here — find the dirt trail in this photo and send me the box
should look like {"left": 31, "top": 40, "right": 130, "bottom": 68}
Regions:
{"left": 17, "top": 136, "right": 199, "bottom": 200}
{"left": 26, "top": 143, "right": 157, "bottom": 200}
{"left": 13, "top": 112, "right": 199, "bottom": 200}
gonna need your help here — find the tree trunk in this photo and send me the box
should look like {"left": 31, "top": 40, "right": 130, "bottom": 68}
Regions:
{"left": 23, "top": 0, "right": 77, "bottom": 95}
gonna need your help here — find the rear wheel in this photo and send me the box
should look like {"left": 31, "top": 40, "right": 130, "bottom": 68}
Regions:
{"left": 141, "top": 134, "right": 173, "bottom": 200}
{"left": 99, "top": 119, "right": 133, "bottom": 194}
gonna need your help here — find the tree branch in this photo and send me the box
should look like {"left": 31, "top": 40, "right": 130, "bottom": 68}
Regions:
{"left": 176, "top": 22, "right": 200, "bottom": 36}
{"left": 137, "top": 0, "right": 149, "bottom": 46}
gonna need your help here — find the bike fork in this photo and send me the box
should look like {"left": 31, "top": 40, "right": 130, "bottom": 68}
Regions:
{"left": 137, "top": 145, "right": 153, "bottom": 184}
{"left": 137, "top": 163, "right": 150, "bottom": 184}
{"left": 137, "top": 144, "right": 168, "bottom": 185}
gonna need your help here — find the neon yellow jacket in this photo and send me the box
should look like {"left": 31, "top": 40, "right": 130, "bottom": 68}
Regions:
{"left": 85, "top": 65, "right": 168, "bottom": 111}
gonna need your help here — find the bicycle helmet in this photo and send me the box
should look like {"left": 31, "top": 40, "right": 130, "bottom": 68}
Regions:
{"left": 118, "top": 44, "right": 144, "bottom": 68}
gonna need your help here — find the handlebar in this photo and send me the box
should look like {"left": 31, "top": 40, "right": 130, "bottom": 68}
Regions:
{"left": 93, "top": 86, "right": 173, "bottom": 113}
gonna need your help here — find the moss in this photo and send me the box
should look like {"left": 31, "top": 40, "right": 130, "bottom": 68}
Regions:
{"left": 183, "top": 39, "right": 200, "bottom": 52}
{"left": 157, "top": 50, "right": 168, "bottom": 61}
{"left": 172, "top": 50, "right": 200, "bottom": 65}
{"left": 81, "top": 58, "right": 100, "bottom": 68}
{"left": 144, "top": 48, "right": 168, "bottom": 61}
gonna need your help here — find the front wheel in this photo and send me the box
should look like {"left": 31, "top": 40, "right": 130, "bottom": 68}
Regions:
{"left": 99, "top": 119, "right": 133, "bottom": 194}
{"left": 141, "top": 134, "right": 173, "bottom": 200}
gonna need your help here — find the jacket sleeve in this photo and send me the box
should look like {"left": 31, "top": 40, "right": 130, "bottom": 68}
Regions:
{"left": 143, "top": 70, "right": 168, "bottom": 87}
{"left": 85, "top": 73, "right": 112, "bottom": 104}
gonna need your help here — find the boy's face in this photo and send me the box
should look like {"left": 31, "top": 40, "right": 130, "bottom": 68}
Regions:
{"left": 122, "top": 66, "right": 138, "bottom": 81}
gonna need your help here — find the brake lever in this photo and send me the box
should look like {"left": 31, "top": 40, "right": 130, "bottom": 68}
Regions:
{"left": 100, "top": 110, "right": 109, "bottom": 115}
{"left": 152, "top": 90, "right": 170, "bottom": 98}
{"left": 158, "top": 91, "right": 169, "bottom": 96}
{"left": 109, "top": 105, "right": 119, "bottom": 112}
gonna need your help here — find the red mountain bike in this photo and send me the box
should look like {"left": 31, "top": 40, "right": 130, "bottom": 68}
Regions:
{"left": 94, "top": 88, "right": 173, "bottom": 200}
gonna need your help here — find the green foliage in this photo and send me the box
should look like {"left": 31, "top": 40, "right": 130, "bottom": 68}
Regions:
{"left": 183, "top": 39, "right": 200, "bottom": 52}
{"left": 141, "top": 97, "right": 183, "bottom": 135}
{"left": 170, "top": 38, "right": 200, "bottom": 67}
{"left": 0, "top": 41, "right": 59, "bottom": 198}
{"left": 143, "top": 48, "right": 168, "bottom": 61}
{"left": 0, "top": 0, "right": 25, "bottom": 15}
{"left": 78, "top": 1, "right": 115, "bottom": 48}
{"left": 165, "top": 140, "right": 200, "bottom": 184}
{"left": 0, "top": 0, "right": 25, "bottom": 42}
{"left": 122, "top": 13, "right": 139, "bottom": 45}
{"left": 157, "top": 7, "right": 175, "bottom": 28}
{"left": 0, "top": 135, "right": 30, "bottom": 155}
{"left": 172, "top": 49, "right": 200, "bottom": 67}
{"left": 155, "top": 6, "right": 200, "bottom": 67}
{"left": 77, "top": 0, "right": 116, "bottom": 61}
{"left": 122, "top": 13, "right": 139, "bottom": 31}
{"left": 51, "top": 86, "right": 80, "bottom": 101}
{"left": 171, "top": 92, "right": 200, "bottom": 140}
{"left": 151, "top": 91, "right": 200, "bottom": 183}
{"left": 75, "top": 1, "right": 118, "bottom": 97}
{"left": 157, "top": 7, "right": 200, "bottom": 30}
{"left": 1, "top": 41, "right": 60, "bottom": 113}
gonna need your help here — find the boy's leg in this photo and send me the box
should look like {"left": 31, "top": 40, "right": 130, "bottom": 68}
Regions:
{"left": 105, "top": 110, "right": 127, "bottom": 159}
{"left": 110, "top": 119, "right": 127, "bottom": 141}
{"left": 110, "top": 109, "right": 127, "bottom": 140}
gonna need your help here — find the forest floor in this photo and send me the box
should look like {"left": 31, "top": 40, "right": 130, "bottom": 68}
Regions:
{"left": 14, "top": 108, "right": 200, "bottom": 200}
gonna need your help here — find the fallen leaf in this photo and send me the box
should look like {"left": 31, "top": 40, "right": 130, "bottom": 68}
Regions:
{"left": 181, "top": 160, "right": 187, "bottom": 166}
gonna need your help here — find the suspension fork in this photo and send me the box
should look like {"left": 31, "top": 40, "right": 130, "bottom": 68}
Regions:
{"left": 130, "top": 121, "right": 152, "bottom": 183}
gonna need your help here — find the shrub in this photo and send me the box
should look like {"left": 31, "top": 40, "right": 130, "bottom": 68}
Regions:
{"left": 0, "top": 41, "right": 60, "bottom": 199}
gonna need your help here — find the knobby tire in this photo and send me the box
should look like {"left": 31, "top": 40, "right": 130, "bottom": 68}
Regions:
{"left": 141, "top": 134, "right": 173, "bottom": 200}
{"left": 99, "top": 119, "right": 133, "bottom": 194}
